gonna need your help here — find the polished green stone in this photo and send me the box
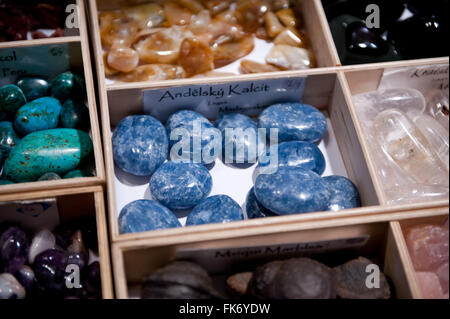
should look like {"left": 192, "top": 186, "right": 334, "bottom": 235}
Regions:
{"left": 3, "top": 128, "right": 93, "bottom": 182}
{"left": 0, "top": 121, "right": 20, "bottom": 149}
{"left": 51, "top": 72, "right": 86, "bottom": 102}
{"left": 0, "top": 180, "right": 14, "bottom": 185}
{"left": 64, "top": 169, "right": 93, "bottom": 179}
{"left": 60, "top": 99, "right": 90, "bottom": 130}
{"left": 16, "top": 77, "right": 50, "bottom": 102}
{"left": 0, "top": 85, "right": 27, "bottom": 113}
{"left": 38, "top": 172, "right": 62, "bottom": 181}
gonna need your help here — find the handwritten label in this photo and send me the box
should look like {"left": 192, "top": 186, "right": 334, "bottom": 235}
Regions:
{"left": 176, "top": 236, "right": 370, "bottom": 274}
{"left": 143, "top": 77, "right": 306, "bottom": 122}
{"left": 0, "top": 44, "right": 70, "bottom": 85}
{"left": 0, "top": 199, "right": 60, "bottom": 232}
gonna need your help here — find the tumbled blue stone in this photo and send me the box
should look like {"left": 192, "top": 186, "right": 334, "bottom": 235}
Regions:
{"left": 186, "top": 195, "right": 244, "bottom": 226}
{"left": 16, "top": 77, "right": 50, "bottom": 102}
{"left": 38, "top": 172, "right": 62, "bottom": 181}
{"left": 0, "top": 226, "right": 29, "bottom": 274}
{"left": 0, "top": 85, "right": 26, "bottom": 114}
{"left": 113, "top": 115, "right": 168, "bottom": 176}
{"left": 0, "top": 121, "right": 20, "bottom": 149}
{"left": 14, "top": 97, "right": 62, "bottom": 135}
{"left": 118, "top": 199, "right": 181, "bottom": 234}
{"left": 214, "top": 113, "right": 262, "bottom": 164}
{"left": 64, "top": 169, "right": 93, "bottom": 179}
{"left": 150, "top": 162, "right": 213, "bottom": 210}
{"left": 51, "top": 72, "right": 85, "bottom": 102}
{"left": 60, "top": 99, "right": 90, "bottom": 130}
{"left": 166, "top": 110, "right": 221, "bottom": 165}
{"left": 259, "top": 141, "right": 326, "bottom": 175}
{"left": 255, "top": 167, "right": 331, "bottom": 215}
{"left": 258, "top": 103, "right": 327, "bottom": 143}
{"left": 323, "top": 176, "right": 361, "bottom": 211}
{"left": 245, "top": 187, "right": 278, "bottom": 219}
{"left": 3, "top": 129, "right": 93, "bottom": 182}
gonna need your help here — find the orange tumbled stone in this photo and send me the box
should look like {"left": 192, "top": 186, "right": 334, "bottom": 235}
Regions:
{"left": 178, "top": 38, "right": 214, "bottom": 77}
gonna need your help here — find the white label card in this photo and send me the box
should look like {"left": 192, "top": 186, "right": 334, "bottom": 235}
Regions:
{"left": 0, "top": 44, "right": 70, "bottom": 85}
{"left": 143, "top": 77, "right": 306, "bottom": 122}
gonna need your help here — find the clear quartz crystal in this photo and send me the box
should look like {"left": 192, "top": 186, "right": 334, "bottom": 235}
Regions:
{"left": 373, "top": 109, "right": 449, "bottom": 186}
{"left": 427, "top": 90, "right": 449, "bottom": 132}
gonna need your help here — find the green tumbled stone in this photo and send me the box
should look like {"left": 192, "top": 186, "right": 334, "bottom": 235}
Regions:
{"left": 51, "top": 72, "right": 86, "bottom": 102}
{"left": 16, "top": 77, "right": 50, "bottom": 102}
{"left": 64, "top": 169, "right": 93, "bottom": 179}
{"left": 38, "top": 172, "right": 62, "bottom": 181}
{"left": 3, "top": 128, "right": 93, "bottom": 183}
{"left": 60, "top": 99, "right": 90, "bottom": 130}
{"left": 0, "top": 121, "right": 21, "bottom": 149}
{"left": 0, "top": 180, "right": 14, "bottom": 185}
{"left": 0, "top": 85, "right": 27, "bottom": 113}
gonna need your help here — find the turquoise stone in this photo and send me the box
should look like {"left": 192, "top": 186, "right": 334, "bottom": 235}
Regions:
{"left": 51, "top": 72, "right": 85, "bottom": 102}
{"left": 0, "top": 180, "right": 14, "bottom": 185}
{"left": 0, "top": 85, "right": 26, "bottom": 113}
{"left": 3, "top": 129, "right": 93, "bottom": 182}
{"left": 38, "top": 172, "right": 62, "bottom": 181}
{"left": 16, "top": 78, "right": 50, "bottom": 102}
{"left": 64, "top": 169, "right": 93, "bottom": 179}
{"left": 14, "top": 97, "right": 62, "bottom": 136}
{"left": 0, "top": 121, "right": 20, "bottom": 149}
{"left": 60, "top": 99, "right": 90, "bottom": 130}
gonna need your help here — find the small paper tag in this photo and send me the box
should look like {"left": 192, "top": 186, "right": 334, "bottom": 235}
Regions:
{"left": 177, "top": 236, "right": 370, "bottom": 274}
{"left": 0, "top": 199, "right": 60, "bottom": 232}
{"left": 0, "top": 44, "right": 70, "bottom": 85}
{"left": 143, "top": 77, "right": 306, "bottom": 122}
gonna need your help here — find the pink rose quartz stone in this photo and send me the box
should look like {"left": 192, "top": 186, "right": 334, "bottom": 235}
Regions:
{"left": 416, "top": 272, "right": 446, "bottom": 299}
{"left": 436, "top": 262, "right": 449, "bottom": 294}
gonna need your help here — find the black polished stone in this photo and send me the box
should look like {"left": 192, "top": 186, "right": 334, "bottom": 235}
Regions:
{"left": 346, "top": 21, "right": 389, "bottom": 56}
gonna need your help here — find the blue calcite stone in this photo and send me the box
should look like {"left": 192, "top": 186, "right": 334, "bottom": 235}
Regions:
{"left": 0, "top": 85, "right": 26, "bottom": 114}
{"left": 323, "top": 176, "right": 361, "bottom": 211}
{"left": 64, "top": 169, "right": 93, "bottom": 179}
{"left": 118, "top": 199, "right": 181, "bottom": 234}
{"left": 259, "top": 141, "right": 326, "bottom": 175}
{"left": 214, "top": 113, "right": 261, "bottom": 164}
{"left": 150, "top": 162, "right": 213, "bottom": 210}
{"left": 254, "top": 167, "right": 331, "bottom": 215}
{"left": 3, "top": 129, "right": 93, "bottom": 182}
{"left": 38, "top": 172, "right": 62, "bottom": 181}
{"left": 16, "top": 77, "right": 50, "bottom": 102}
{"left": 258, "top": 103, "right": 327, "bottom": 143}
{"left": 166, "top": 110, "right": 221, "bottom": 165}
{"left": 14, "top": 97, "right": 62, "bottom": 135}
{"left": 245, "top": 187, "right": 278, "bottom": 219}
{"left": 186, "top": 195, "right": 244, "bottom": 226}
{"left": 0, "top": 121, "right": 20, "bottom": 149}
{"left": 113, "top": 115, "right": 168, "bottom": 176}
{"left": 60, "top": 99, "right": 90, "bottom": 130}
{"left": 51, "top": 72, "right": 85, "bottom": 102}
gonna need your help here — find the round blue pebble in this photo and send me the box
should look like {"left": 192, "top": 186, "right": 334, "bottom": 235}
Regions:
{"left": 118, "top": 199, "right": 181, "bottom": 234}
{"left": 150, "top": 161, "right": 212, "bottom": 210}
{"left": 186, "top": 195, "right": 244, "bottom": 226}
{"left": 255, "top": 167, "right": 331, "bottom": 215}
{"left": 112, "top": 115, "right": 168, "bottom": 176}
{"left": 245, "top": 187, "right": 278, "bottom": 219}
{"left": 258, "top": 103, "right": 327, "bottom": 143}
{"left": 323, "top": 176, "right": 361, "bottom": 211}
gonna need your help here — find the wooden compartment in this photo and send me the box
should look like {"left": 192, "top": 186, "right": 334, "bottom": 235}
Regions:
{"left": 0, "top": 185, "right": 114, "bottom": 299}
{"left": 0, "top": 0, "right": 105, "bottom": 196}
{"left": 111, "top": 207, "right": 449, "bottom": 299}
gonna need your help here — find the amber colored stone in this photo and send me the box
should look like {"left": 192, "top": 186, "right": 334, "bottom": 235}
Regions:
{"left": 274, "top": 28, "right": 309, "bottom": 48}
{"left": 276, "top": 8, "right": 299, "bottom": 28}
{"left": 177, "top": 0, "right": 205, "bottom": 13}
{"left": 235, "top": 0, "right": 269, "bottom": 33}
{"left": 179, "top": 38, "right": 214, "bottom": 77}
{"left": 117, "top": 65, "right": 185, "bottom": 82}
{"left": 164, "top": 1, "right": 193, "bottom": 26}
{"left": 264, "top": 11, "right": 284, "bottom": 38}
{"left": 240, "top": 60, "right": 281, "bottom": 74}
{"left": 213, "top": 35, "right": 255, "bottom": 68}
{"left": 226, "top": 272, "right": 253, "bottom": 297}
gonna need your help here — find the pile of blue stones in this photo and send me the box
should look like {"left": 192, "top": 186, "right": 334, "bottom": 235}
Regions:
{"left": 0, "top": 72, "right": 93, "bottom": 185}
{"left": 0, "top": 218, "right": 101, "bottom": 299}
{"left": 113, "top": 103, "right": 361, "bottom": 234}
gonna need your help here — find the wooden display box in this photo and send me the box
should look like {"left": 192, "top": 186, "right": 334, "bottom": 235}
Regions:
{"left": 0, "top": 0, "right": 105, "bottom": 197}
{"left": 111, "top": 207, "right": 448, "bottom": 299}
{"left": 0, "top": 185, "right": 114, "bottom": 299}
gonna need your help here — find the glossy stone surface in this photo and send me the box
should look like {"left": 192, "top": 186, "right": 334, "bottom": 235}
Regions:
{"left": 33, "top": 249, "right": 70, "bottom": 297}
{"left": 214, "top": 113, "right": 261, "bottom": 164}
{"left": 186, "top": 195, "right": 244, "bottom": 226}
{"left": 0, "top": 226, "right": 29, "bottom": 274}
{"left": 38, "top": 172, "right": 62, "bottom": 181}
{"left": 254, "top": 167, "right": 330, "bottom": 215}
{"left": 346, "top": 21, "right": 389, "bottom": 56}
{"left": 28, "top": 230, "right": 56, "bottom": 264}
{"left": 51, "top": 72, "right": 86, "bottom": 102}
{"left": 259, "top": 141, "right": 326, "bottom": 175}
{"left": 0, "top": 121, "right": 20, "bottom": 149}
{"left": 416, "top": 272, "right": 446, "bottom": 299}
{"left": 245, "top": 187, "right": 278, "bottom": 219}
{"left": 118, "top": 199, "right": 181, "bottom": 234}
{"left": 0, "top": 273, "right": 26, "bottom": 299}
{"left": 15, "top": 265, "right": 35, "bottom": 292}
{"left": 150, "top": 162, "right": 213, "bottom": 210}
{"left": 166, "top": 110, "right": 221, "bottom": 165}
{"left": 14, "top": 97, "right": 62, "bottom": 135}
{"left": 0, "top": 85, "right": 26, "bottom": 114}
{"left": 60, "top": 99, "right": 90, "bottom": 130}
{"left": 64, "top": 170, "right": 93, "bottom": 179}
{"left": 323, "top": 176, "right": 361, "bottom": 211}
{"left": 258, "top": 103, "right": 327, "bottom": 143}
{"left": 113, "top": 115, "right": 168, "bottom": 176}
{"left": 427, "top": 90, "right": 449, "bottom": 132}
{"left": 16, "top": 78, "right": 50, "bottom": 102}
{"left": 3, "top": 129, "right": 93, "bottom": 182}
